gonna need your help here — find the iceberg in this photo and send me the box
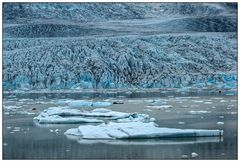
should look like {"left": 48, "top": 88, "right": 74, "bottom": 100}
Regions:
{"left": 34, "top": 107, "right": 153, "bottom": 124}
{"left": 64, "top": 122, "right": 223, "bottom": 139}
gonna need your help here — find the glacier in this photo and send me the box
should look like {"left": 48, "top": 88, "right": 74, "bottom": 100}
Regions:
{"left": 2, "top": 3, "right": 237, "bottom": 90}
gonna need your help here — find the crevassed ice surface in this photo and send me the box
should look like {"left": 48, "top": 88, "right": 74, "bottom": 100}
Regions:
{"left": 3, "top": 3, "right": 237, "bottom": 90}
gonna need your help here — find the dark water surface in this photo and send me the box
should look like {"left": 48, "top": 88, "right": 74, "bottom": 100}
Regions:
{"left": 3, "top": 90, "right": 238, "bottom": 159}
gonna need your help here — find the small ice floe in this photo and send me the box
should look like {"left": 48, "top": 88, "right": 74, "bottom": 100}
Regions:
{"left": 178, "top": 122, "right": 185, "bottom": 125}
{"left": 230, "top": 100, "right": 237, "bottom": 102}
{"left": 226, "top": 93, "right": 234, "bottom": 96}
{"left": 57, "top": 100, "right": 112, "bottom": 107}
{"left": 3, "top": 143, "right": 8, "bottom": 146}
{"left": 189, "top": 111, "right": 211, "bottom": 115}
{"left": 192, "top": 100, "right": 204, "bottom": 103}
{"left": 64, "top": 122, "right": 223, "bottom": 139}
{"left": 125, "top": 91, "right": 133, "bottom": 95}
{"left": 7, "top": 127, "right": 11, "bottom": 129}
{"left": 117, "top": 114, "right": 155, "bottom": 123}
{"left": 144, "top": 99, "right": 155, "bottom": 103}
{"left": 216, "top": 122, "right": 224, "bottom": 125}
{"left": 177, "top": 101, "right": 183, "bottom": 104}
{"left": 181, "top": 105, "right": 188, "bottom": 108}
{"left": 212, "top": 106, "right": 216, "bottom": 109}
{"left": 220, "top": 100, "right": 228, "bottom": 103}
{"left": 181, "top": 155, "right": 188, "bottom": 159}
{"left": 55, "top": 129, "right": 60, "bottom": 132}
{"left": 146, "top": 105, "right": 173, "bottom": 110}
{"left": 12, "top": 127, "right": 20, "bottom": 132}
{"left": 204, "top": 102, "right": 212, "bottom": 104}
{"left": 191, "top": 152, "right": 198, "bottom": 158}
{"left": 228, "top": 112, "right": 237, "bottom": 115}
{"left": 219, "top": 116, "right": 224, "bottom": 119}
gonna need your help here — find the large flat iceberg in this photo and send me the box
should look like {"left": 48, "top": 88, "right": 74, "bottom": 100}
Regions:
{"left": 64, "top": 122, "right": 223, "bottom": 139}
{"left": 34, "top": 107, "right": 153, "bottom": 124}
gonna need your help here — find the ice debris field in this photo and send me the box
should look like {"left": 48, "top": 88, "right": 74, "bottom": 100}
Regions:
{"left": 31, "top": 100, "right": 224, "bottom": 139}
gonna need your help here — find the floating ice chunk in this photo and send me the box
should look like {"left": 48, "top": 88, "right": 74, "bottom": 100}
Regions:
{"left": 189, "top": 111, "right": 211, "bottom": 115}
{"left": 117, "top": 113, "right": 155, "bottom": 123}
{"left": 144, "top": 109, "right": 153, "bottom": 112}
{"left": 204, "top": 102, "right": 212, "bottom": 104}
{"left": 65, "top": 122, "right": 223, "bottom": 139}
{"left": 191, "top": 152, "right": 198, "bottom": 158}
{"left": 228, "top": 112, "right": 237, "bottom": 115}
{"left": 216, "top": 122, "right": 224, "bottom": 125}
{"left": 220, "top": 100, "right": 227, "bottom": 103}
{"left": 57, "top": 100, "right": 112, "bottom": 107}
{"left": 192, "top": 100, "right": 204, "bottom": 103}
{"left": 219, "top": 116, "right": 224, "bottom": 119}
{"left": 226, "top": 93, "right": 234, "bottom": 96}
{"left": 147, "top": 105, "right": 173, "bottom": 109}
{"left": 178, "top": 122, "right": 185, "bottom": 125}
{"left": 182, "top": 155, "right": 188, "bottom": 158}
